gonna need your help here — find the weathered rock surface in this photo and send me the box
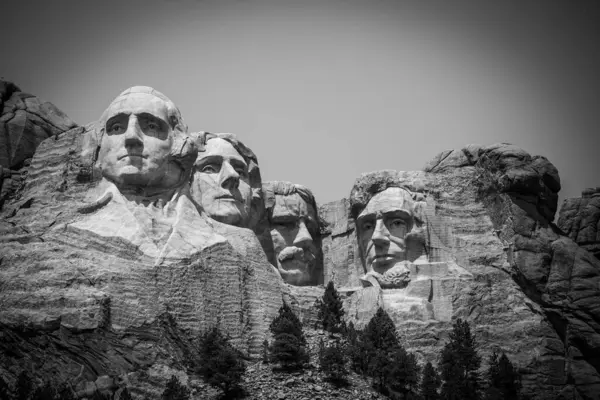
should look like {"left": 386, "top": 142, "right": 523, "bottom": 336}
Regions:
{"left": 0, "top": 125, "right": 284, "bottom": 396}
{"left": 0, "top": 80, "right": 77, "bottom": 207}
{"left": 320, "top": 144, "right": 600, "bottom": 400}
{"left": 558, "top": 187, "right": 600, "bottom": 261}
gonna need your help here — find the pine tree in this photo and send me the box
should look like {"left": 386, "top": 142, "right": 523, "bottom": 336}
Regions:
{"left": 387, "top": 347, "right": 421, "bottom": 398}
{"left": 269, "top": 302, "right": 309, "bottom": 370}
{"left": 421, "top": 362, "right": 441, "bottom": 400}
{"left": 320, "top": 340, "right": 348, "bottom": 384}
{"left": 346, "top": 322, "right": 369, "bottom": 375}
{"left": 363, "top": 307, "right": 400, "bottom": 351}
{"left": 197, "top": 326, "right": 245, "bottom": 396}
{"left": 484, "top": 351, "right": 521, "bottom": 400}
{"left": 440, "top": 318, "right": 481, "bottom": 400}
{"left": 317, "top": 281, "right": 346, "bottom": 333}
{"left": 161, "top": 375, "right": 190, "bottom": 400}
{"left": 363, "top": 307, "right": 400, "bottom": 389}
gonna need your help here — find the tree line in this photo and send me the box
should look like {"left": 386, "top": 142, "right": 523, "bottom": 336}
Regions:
{"left": 0, "top": 281, "right": 524, "bottom": 400}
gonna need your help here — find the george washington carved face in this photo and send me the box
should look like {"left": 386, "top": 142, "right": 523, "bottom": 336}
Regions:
{"left": 97, "top": 88, "right": 186, "bottom": 191}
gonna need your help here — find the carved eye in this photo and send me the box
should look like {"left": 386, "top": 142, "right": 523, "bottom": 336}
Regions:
{"left": 201, "top": 164, "right": 220, "bottom": 173}
{"left": 361, "top": 221, "right": 374, "bottom": 231}
{"left": 389, "top": 219, "right": 406, "bottom": 229}
{"left": 107, "top": 123, "right": 124, "bottom": 134}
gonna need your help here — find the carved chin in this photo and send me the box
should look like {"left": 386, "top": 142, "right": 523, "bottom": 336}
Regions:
{"left": 205, "top": 205, "right": 246, "bottom": 226}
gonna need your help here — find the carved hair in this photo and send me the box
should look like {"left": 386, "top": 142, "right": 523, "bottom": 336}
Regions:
{"left": 350, "top": 170, "right": 429, "bottom": 266}
{"left": 349, "top": 170, "right": 426, "bottom": 222}
{"left": 262, "top": 181, "right": 321, "bottom": 229}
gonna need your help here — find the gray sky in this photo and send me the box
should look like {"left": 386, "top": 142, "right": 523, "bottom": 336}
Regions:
{"left": 2, "top": 0, "right": 599, "bottom": 207}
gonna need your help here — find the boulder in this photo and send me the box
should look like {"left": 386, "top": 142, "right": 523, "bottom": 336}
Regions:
{"left": 0, "top": 80, "right": 77, "bottom": 207}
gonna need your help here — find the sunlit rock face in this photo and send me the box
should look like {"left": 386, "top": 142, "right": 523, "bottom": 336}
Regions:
{"left": 263, "top": 181, "right": 324, "bottom": 286}
{"left": 0, "top": 87, "right": 283, "bottom": 397}
{"left": 189, "top": 131, "right": 276, "bottom": 265}
{"left": 320, "top": 144, "right": 600, "bottom": 400}
{"left": 0, "top": 80, "right": 77, "bottom": 207}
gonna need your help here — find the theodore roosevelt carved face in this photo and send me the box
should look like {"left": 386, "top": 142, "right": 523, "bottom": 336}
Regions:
{"left": 265, "top": 182, "right": 321, "bottom": 286}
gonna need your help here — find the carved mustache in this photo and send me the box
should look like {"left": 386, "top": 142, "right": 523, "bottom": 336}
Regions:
{"left": 278, "top": 246, "right": 316, "bottom": 264}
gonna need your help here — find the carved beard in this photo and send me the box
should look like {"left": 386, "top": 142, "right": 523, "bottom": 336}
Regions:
{"left": 365, "top": 261, "right": 411, "bottom": 289}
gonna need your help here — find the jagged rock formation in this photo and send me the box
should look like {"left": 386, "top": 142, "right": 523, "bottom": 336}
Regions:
{"left": 558, "top": 187, "right": 600, "bottom": 261}
{"left": 0, "top": 80, "right": 77, "bottom": 207}
{"left": 320, "top": 144, "right": 600, "bottom": 400}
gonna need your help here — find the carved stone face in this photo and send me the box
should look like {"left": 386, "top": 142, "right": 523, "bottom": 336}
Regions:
{"left": 98, "top": 92, "right": 182, "bottom": 189}
{"left": 270, "top": 193, "right": 319, "bottom": 285}
{"left": 191, "top": 138, "right": 252, "bottom": 226}
{"left": 356, "top": 187, "right": 415, "bottom": 284}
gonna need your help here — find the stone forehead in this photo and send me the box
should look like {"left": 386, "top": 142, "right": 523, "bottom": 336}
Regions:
{"left": 349, "top": 170, "right": 423, "bottom": 220}
{"left": 360, "top": 187, "right": 415, "bottom": 217}
{"left": 102, "top": 86, "right": 180, "bottom": 120}
{"left": 272, "top": 193, "right": 316, "bottom": 217}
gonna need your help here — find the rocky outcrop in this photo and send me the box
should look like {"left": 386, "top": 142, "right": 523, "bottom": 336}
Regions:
{"left": 0, "top": 125, "right": 284, "bottom": 396}
{"left": 0, "top": 80, "right": 77, "bottom": 207}
{"left": 319, "top": 144, "right": 600, "bottom": 400}
{"left": 558, "top": 187, "right": 600, "bottom": 261}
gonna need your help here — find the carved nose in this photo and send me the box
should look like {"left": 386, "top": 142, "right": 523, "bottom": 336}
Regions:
{"left": 124, "top": 116, "right": 143, "bottom": 147}
{"left": 293, "top": 220, "right": 313, "bottom": 247}
{"left": 220, "top": 161, "right": 240, "bottom": 190}
{"left": 371, "top": 219, "right": 390, "bottom": 247}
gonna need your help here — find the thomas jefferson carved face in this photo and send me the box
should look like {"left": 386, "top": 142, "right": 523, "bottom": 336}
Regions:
{"left": 270, "top": 193, "right": 319, "bottom": 286}
{"left": 191, "top": 138, "right": 252, "bottom": 226}
{"left": 356, "top": 187, "right": 415, "bottom": 287}
{"left": 97, "top": 92, "right": 182, "bottom": 190}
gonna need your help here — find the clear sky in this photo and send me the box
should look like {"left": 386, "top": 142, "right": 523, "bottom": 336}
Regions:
{"left": 2, "top": 0, "right": 599, "bottom": 207}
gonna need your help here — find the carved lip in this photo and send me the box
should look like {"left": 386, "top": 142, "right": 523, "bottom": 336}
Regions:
{"left": 118, "top": 153, "right": 147, "bottom": 160}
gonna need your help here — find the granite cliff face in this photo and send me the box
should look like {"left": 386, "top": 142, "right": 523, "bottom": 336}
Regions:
{"left": 1, "top": 82, "right": 599, "bottom": 400}
{"left": 0, "top": 81, "right": 77, "bottom": 208}
{"left": 558, "top": 187, "right": 600, "bottom": 261}
{"left": 320, "top": 144, "right": 600, "bottom": 400}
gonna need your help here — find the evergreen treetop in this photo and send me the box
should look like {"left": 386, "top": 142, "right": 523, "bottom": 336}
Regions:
{"left": 440, "top": 318, "right": 481, "bottom": 400}
{"left": 421, "top": 361, "right": 441, "bottom": 400}
{"left": 317, "top": 281, "right": 345, "bottom": 333}
{"left": 362, "top": 307, "right": 399, "bottom": 351}
{"left": 485, "top": 350, "right": 521, "bottom": 400}
{"left": 197, "top": 326, "right": 245, "bottom": 396}
{"left": 161, "top": 375, "right": 190, "bottom": 400}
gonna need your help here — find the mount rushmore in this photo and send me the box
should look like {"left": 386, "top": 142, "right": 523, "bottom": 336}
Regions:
{"left": 0, "top": 82, "right": 599, "bottom": 399}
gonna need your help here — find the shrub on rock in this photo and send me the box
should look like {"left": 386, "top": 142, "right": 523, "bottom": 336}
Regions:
{"left": 161, "top": 375, "right": 190, "bottom": 400}
{"left": 269, "top": 302, "right": 309, "bottom": 370}
{"left": 197, "top": 326, "right": 246, "bottom": 397}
